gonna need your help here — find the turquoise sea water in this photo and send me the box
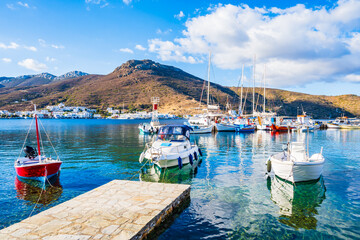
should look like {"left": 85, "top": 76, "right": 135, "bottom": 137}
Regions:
{"left": 0, "top": 119, "right": 359, "bottom": 239}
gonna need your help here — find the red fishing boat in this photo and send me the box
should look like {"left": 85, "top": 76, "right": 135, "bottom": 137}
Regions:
{"left": 14, "top": 105, "right": 62, "bottom": 182}
{"left": 270, "top": 124, "right": 293, "bottom": 132}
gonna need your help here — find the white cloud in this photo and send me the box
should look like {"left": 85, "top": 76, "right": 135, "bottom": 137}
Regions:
{"left": 17, "top": 2, "right": 30, "bottom": 8}
{"left": 135, "top": 44, "right": 146, "bottom": 51}
{"left": 119, "top": 48, "right": 134, "bottom": 54}
{"left": 0, "top": 42, "right": 20, "bottom": 49}
{"left": 148, "top": 39, "right": 197, "bottom": 63}
{"left": 344, "top": 74, "right": 360, "bottom": 83}
{"left": 85, "top": 0, "right": 103, "bottom": 4}
{"left": 38, "top": 39, "right": 65, "bottom": 49}
{"left": 24, "top": 46, "right": 37, "bottom": 51}
{"left": 100, "top": 3, "right": 109, "bottom": 8}
{"left": 38, "top": 38, "right": 46, "bottom": 47}
{"left": 175, "top": 11, "right": 185, "bottom": 20}
{"left": 51, "top": 44, "right": 65, "bottom": 49}
{"left": 85, "top": 0, "right": 108, "bottom": 9}
{"left": 6, "top": 4, "right": 15, "bottom": 10}
{"left": 123, "top": 0, "right": 132, "bottom": 5}
{"left": 156, "top": 29, "right": 172, "bottom": 35}
{"left": 148, "top": 0, "right": 360, "bottom": 87}
{"left": 18, "top": 59, "right": 47, "bottom": 71}
{"left": 2, "top": 58, "right": 12, "bottom": 63}
{"left": 46, "top": 57, "right": 56, "bottom": 62}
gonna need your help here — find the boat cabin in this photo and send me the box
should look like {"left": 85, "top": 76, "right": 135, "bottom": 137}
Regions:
{"left": 157, "top": 125, "right": 193, "bottom": 142}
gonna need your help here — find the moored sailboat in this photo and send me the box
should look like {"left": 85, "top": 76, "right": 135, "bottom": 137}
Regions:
{"left": 14, "top": 105, "right": 62, "bottom": 182}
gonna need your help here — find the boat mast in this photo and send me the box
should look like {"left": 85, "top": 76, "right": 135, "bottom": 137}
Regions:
{"left": 34, "top": 105, "right": 41, "bottom": 158}
{"left": 239, "top": 64, "right": 244, "bottom": 115}
{"left": 263, "top": 64, "right": 266, "bottom": 113}
{"left": 253, "top": 55, "right": 256, "bottom": 116}
{"left": 207, "top": 52, "right": 211, "bottom": 108}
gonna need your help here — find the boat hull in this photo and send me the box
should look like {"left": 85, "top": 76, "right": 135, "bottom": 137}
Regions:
{"left": 191, "top": 125, "right": 214, "bottom": 134}
{"left": 144, "top": 146, "right": 200, "bottom": 168}
{"left": 235, "top": 124, "right": 255, "bottom": 133}
{"left": 270, "top": 154, "right": 324, "bottom": 182}
{"left": 327, "top": 123, "right": 340, "bottom": 129}
{"left": 215, "top": 123, "right": 236, "bottom": 132}
{"left": 15, "top": 161, "right": 62, "bottom": 182}
{"left": 270, "top": 124, "right": 292, "bottom": 132}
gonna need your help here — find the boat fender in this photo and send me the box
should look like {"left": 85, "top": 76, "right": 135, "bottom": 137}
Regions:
{"left": 189, "top": 154, "right": 193, "bottom": 165}
{"left": 178, "top": 157, "right": 183, "bottom": 169}
{"left": 139, "top": 152, "right": 145, "bottom": 163}
{"left": 194, "top": 152, "right": 198, "bottom": 160}
{"left": 266, "top": 159, "right": 271, "bottom": 173}
{"left": 198, "top": 148, "right": 203, "bottom": 157}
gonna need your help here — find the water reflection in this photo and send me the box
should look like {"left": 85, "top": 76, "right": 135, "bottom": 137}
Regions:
{"left": 269, "top": 176, "right": 326, "bottom": 230}
{"left": 15, "top": 175, "right": 63, "bottom": 205}
{"left": 140, "top": 159, "right": 201, "bottom": 184}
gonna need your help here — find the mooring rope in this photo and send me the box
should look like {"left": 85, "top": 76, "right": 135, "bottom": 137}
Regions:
{"left": 28, "top": 168, "right": 48, "bottom": 218}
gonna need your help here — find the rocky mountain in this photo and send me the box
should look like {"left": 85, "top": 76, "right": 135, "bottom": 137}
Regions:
{"left": 0, "top": 59, "right": 358, "bottom": 118}
{"left": 54, "top": 71, "right": 88, "bottom": 81}
{"left": 0, "top": 71, "right": 88, "bottom": 88}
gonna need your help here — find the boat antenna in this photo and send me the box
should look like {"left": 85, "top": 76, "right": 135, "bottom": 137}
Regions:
{"left": 34, "top": 104, "right": 41, "bottom": 160}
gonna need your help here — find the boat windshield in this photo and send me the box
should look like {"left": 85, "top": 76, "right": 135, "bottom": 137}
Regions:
{"left": 157, "top": 134, "right": 186, "bottom": 142}
{"left": 158, "top": 126, "right": 184, "bottom": 135}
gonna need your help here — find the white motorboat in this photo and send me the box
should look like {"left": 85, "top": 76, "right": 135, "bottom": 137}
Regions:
{"left": 189, "top": 124, "right": 214, "bottom": 134}
{"left": 138, "top": 123, "right": 159, "bottom": 134}
{"left": 267, "top": 142, "right": 325, "bottom": 182}
{"left": 291, "top": 125, "right": 315, "bottom": 133}
{"left": 215, "top": 122, "right": 237, "bottom": 132}
{"left": 139, "top": 125, "right": 202, "bottom": 168}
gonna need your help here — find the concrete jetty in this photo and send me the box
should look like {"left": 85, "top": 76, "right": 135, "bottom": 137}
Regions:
{"left": 0, "top": 180, "right": 190, "bottom": 240}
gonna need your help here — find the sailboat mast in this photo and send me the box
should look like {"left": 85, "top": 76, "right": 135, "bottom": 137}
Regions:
{"left": 34, "top": 105, "right": 41, "bottom": 156}
{"left": 207, "top": 52, "right": 211, "bottom": 107}
{"left": 253, "top": 55, "right": 256, "bottom": 116}
{"left": 239, "top": 64, "right": 244, "bottom": 115}
{"left": 263, "top": 64, "right": 266, "bottom": 113}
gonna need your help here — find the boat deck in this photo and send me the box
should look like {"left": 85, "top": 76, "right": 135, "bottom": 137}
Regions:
{"left": 0, "top": 180, "right": 190, "bottom": 239}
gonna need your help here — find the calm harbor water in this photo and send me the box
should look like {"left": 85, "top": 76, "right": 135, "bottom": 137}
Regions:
{"left": 0, "top": 119, "right": 359, "bottom": 239}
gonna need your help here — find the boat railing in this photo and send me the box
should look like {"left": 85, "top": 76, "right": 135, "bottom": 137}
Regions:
{"left": 149, "top": 143, "right": 184, "bottom": 160}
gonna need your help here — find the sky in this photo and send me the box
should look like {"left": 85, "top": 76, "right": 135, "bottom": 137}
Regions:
{"left": 0, "top": 0, "right": 360, "bottom": 96}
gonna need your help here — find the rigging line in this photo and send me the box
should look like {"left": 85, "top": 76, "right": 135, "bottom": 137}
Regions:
{"left": 199, "top": 79, "right": 206, "bottom": 108}
{"left": 39, "top": 118, "right": 45, "bottom": 157}
{"left": 39, "top": 119, "right": 60, "bottom": 160}
{"left": 255, "top": 87, "right": 261, "bottom": 113}
{"left": 18, "top": 118, "right": 34, "bottom": 159}
{"left": 28, "top": 170, "right": 47, "bottom": 218}
{"left": 242, "top": 86, "right": 250, "bottom": 115}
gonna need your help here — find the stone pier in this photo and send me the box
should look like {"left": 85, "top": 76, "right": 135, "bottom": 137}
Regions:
{"left": 0, "top": 180, "right": 191, "bottom": 240}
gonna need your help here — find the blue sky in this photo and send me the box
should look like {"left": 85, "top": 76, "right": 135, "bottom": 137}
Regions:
{"left": 1, "top": 0, "right": 359, "bottom": 96}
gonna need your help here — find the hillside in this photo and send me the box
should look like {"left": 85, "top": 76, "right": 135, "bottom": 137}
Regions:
{"left": 0, "top": 71, "right": 88, "bottom": 88}
{"left": 0, "top": 59, "right": 359, "bottom": 118}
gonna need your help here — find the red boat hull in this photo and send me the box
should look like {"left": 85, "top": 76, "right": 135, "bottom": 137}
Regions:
{"left": 270, "top": 124, "right": 291, "bottom": 132}
{"left": 15, "top": 162, "right": 62, "bottom": 181}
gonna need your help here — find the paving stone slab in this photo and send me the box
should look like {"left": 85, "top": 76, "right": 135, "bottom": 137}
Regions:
{"left": 0, "top": 180, "right": 190, "bottom": 240}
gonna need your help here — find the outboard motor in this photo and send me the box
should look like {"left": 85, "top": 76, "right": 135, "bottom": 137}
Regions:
{"left": 24, "top": 146, "right": 37, "bottom": 159}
